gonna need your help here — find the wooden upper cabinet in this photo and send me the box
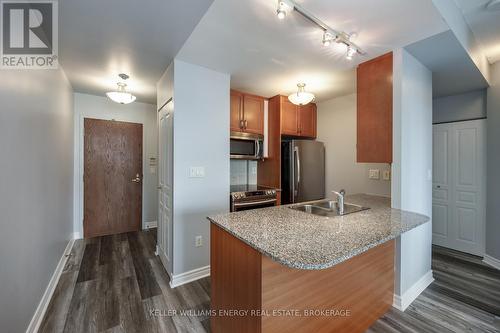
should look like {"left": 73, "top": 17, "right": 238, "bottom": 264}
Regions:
{"left": 298, "top": 103, "right": 317, "bottom": 138}
{"left": 357, "top": 52, "right": 393, "bottom": 163}
{"left": 230, "top": 91, "right": 243, "bottom": 132}
{"left": 230, "top": 90, "right": 264, "bottom": 135}
{"left": 281, "top": 96, "right": 317, "bottom": 138}
{"left": 242, "top": 94, "right": 264, "bottom": 135}
{"left": 281, "top": 97, "right": 299, "bottom": 136}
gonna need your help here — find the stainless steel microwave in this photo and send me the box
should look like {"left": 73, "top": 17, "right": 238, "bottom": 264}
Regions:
{"left": 230, "top": 132, "right": 264, "bottom": 160}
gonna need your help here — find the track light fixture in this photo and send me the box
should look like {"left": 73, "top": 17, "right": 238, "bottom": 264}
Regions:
{"left": 275, "top": 0, "right": 364, "bottom": 60}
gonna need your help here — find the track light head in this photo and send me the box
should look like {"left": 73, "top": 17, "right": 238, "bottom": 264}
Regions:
{"left": 276, "top": 0, "right": 293, "bottom": 20}
{"left": 277, "top": 8, "right": 286, "bottom": 19}
{"left": 346, "top": 46, "right": 357, "bottom": 60}
{"left": 322, "top": 31, "right": 334, "bottom": 47}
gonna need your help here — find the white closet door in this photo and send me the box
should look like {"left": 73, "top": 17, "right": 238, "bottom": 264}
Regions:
{"left": 432, "top": 119, "right": 486, "bottom": 256}
{"left": 158, "top": 101, "right": 174, "bottom": 274}
{"left": 432, "top": 124, "right": 451, "bottom": 246}
{"left": 451, "top": 120, "right": 485, "bottom": 255}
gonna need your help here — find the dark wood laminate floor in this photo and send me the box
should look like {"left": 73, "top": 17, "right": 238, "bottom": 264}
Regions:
{"left": 41, "top": 231, "right": 500, "bottom": 333}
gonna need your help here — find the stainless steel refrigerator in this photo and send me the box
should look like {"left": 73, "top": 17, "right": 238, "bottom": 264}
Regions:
{"left": 281, "top": 140, "right": 325, "bottom": 204}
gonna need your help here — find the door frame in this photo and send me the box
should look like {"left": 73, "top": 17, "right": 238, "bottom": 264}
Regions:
{"left": 75, "top": 114, "right": 147, "bottom": 239}
{"left": 432, "top": 119, "right": 486, "bottom": 256}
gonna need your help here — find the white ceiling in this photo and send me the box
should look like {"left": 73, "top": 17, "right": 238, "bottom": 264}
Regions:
{"left": 454, "top": 0, "right": 500, "bottom": 64}
{"left": 59, "top": 0, "right": 214, "bottom": 104}
{"left": 405, "top": 30, "right": 489, "bottom": 97}
{"left": 177, "top": 0, "right": 449, "bottom": 101}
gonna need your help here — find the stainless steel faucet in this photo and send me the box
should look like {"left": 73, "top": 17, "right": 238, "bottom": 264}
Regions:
{"left": 332, "top": 189, "right": 346, "bottom": 215}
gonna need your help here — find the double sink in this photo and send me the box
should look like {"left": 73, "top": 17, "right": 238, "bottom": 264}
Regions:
{"left": 290, "top": 199, "right": 369, "bottom": 217}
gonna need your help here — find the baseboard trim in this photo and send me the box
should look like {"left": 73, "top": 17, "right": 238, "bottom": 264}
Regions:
{"left": 483, "top": 254, "right": 500, "bottom": 271}
{"left": 145, "top": 221, "right": 158, "bottom": 229}
{"left": 169, "top": 265, "right": 210, "bottom": 289}
{"left": 26, "top": 238, "right": 75, "bottom": 333}
{"left": 393, "top": 270, "right": 434, "bottom": 312}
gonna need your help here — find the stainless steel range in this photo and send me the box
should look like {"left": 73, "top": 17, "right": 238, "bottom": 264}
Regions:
{"left": 230, "top": 185, "right": 277, "bottom": 212}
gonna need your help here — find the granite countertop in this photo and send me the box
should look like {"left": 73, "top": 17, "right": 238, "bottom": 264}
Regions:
{"left": 207, "top": 194, "right": 430, "bottom": 270}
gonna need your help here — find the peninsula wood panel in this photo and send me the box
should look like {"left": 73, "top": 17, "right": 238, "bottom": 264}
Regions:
{"left": 210, "top": 223, "right": 395, "bottom": 333}
{"left": 261, "top": 240, "right": 395, "bottom": 333}
{"left": 357, "top": 52, "right": 393, "bottom": 163}
{"left": 84, "top": 118, "right": 143, "bottom": 238}
{"left": 210, "top": 224, "right": 262, "bottom": 333}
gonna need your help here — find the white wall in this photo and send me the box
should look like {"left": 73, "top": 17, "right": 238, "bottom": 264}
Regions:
{"left": 172, "top": 59, "right": 230, "bottom": 276}
{"left": 316, "top": 94, "right": 391, "bottom": 198}
{"left": 392, "top": 49, "right": 433, "bottom": 299}
{"left": 432, "top": 0, "right": 490, "bottom": 84}
{"left": 0, "top": 68, "right": 74, "bottom": 332}
{"left": 433, "top": 89, "right": 486, "bottom": 124}
{"left": 486, "top": 62, "right": 500, "bottom": 261}
{"left": 73, "top": 93, "right": 158, "bottom": 236}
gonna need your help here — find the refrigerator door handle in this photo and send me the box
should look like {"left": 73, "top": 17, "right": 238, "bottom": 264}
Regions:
{"left": 294, "top": 146, "right": 300, "bottom": 199}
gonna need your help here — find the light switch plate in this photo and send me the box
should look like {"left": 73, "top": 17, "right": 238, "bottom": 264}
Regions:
{"left": 369, "top": 169, "right": 380, "bottom": 180}
{"left": 382, "top": 170, "right": 391, "bottom": 181}
{"left": 189, "top": 167, "right": 205, "bottom": 178}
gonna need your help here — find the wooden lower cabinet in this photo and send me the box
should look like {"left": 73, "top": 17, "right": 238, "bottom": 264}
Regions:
{"left": 210, "top": 224, "right": 395, "bottom": 333}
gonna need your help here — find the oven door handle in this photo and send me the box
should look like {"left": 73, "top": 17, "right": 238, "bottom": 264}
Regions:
{"left": 233, "top": 198, "right": 277, "bottom": 208}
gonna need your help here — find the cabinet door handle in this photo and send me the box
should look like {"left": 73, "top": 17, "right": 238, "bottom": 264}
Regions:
{"left": 239, "top": 119, "right": 244, "bottom": 129}
{"left": 244, "top": 120, "right": 248, "bottom": 129}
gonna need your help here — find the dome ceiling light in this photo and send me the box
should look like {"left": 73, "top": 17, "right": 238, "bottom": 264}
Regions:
{"left": 106, "top": 73, "right": 137, "bottom": 105}
{"left": 275, "top": 0, "right": 365, "bottom": 60}
{"left": 288, "top": 83, "right": 315, "bottom": 106}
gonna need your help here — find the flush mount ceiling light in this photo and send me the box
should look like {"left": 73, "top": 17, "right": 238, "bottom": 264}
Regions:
{"left": 106, "top": 73, "right": 137, "bottom": 104}
{"left": 275, "top": 0, "right": 365, "bottom": 60}
{"left": 288, "top": 83, "right": 315, "bottom": 106}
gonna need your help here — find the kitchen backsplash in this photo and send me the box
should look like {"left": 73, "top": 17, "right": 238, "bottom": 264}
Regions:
{"left": 230, "top": 160, "right": 257, "bottom": 185}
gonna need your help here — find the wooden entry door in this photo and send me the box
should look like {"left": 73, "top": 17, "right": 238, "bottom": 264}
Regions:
{"left": 84, "top": 118, "right": 143, "bottom": 238}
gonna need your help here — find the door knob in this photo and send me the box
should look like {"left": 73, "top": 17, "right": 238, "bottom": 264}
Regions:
{"left": 131, "top": 173, "right": 141, "bottom": 183}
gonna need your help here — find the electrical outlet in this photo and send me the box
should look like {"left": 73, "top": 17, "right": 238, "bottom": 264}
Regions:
{"left": 195, "top": 236, "right": 203, "bottom": 247}
{"left": 382, "top": 170, "right": 391, "bottom": 181}
{"left": 189, "top": 167, "right": 205, "bottom": 178}
{"left": 369, "top": 169, "right": 380, "bottom": 180}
